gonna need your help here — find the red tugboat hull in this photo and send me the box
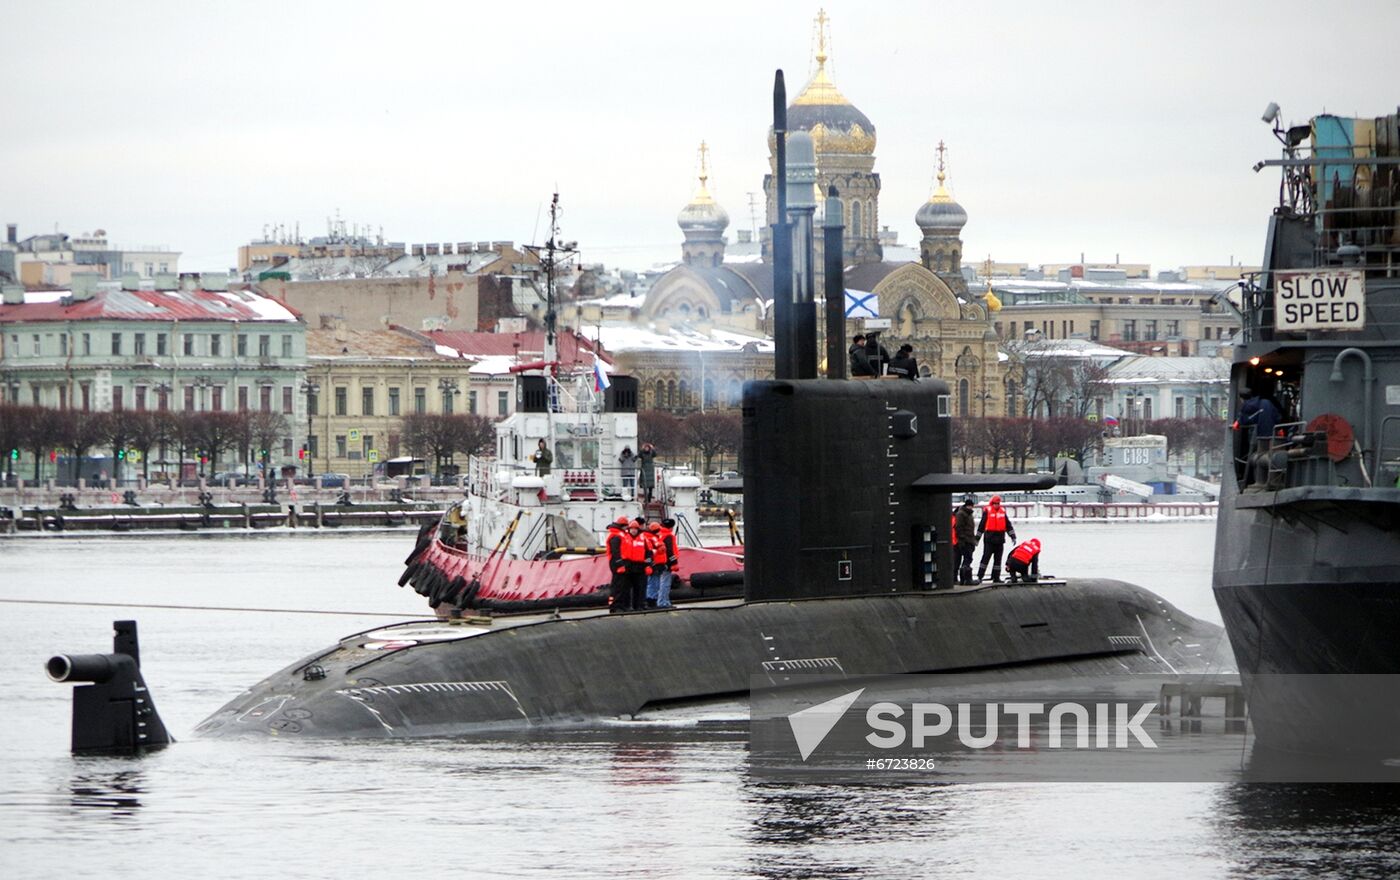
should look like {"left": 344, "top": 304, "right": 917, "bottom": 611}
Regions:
{"left": 403, "top": 526, "right": 744, "bottom": 615}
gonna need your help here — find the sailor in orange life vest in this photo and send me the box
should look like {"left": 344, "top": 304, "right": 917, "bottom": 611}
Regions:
{"left": 975, "top": 495, "right": 1017, "bottom": 583}
{"left": 606, "top": 516, "right": 632, "bottom": 612}
{"left": 623, "top": 518, "right": 654, "bottom": 611}
{"left": 1006, "top": 538, "right": 1042, "bottom": 583}
{"left": 951, "top": 494, "right": 978, "bottom": 586}
{"left": 644, "top": 519, "right": 678, "bottom": 608}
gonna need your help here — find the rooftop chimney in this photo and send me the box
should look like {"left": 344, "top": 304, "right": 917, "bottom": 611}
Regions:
{"left": 6, "top": 224, "right": 15, "bottom": 244}
{"left": 425, "top": 243, "right": 440, "bottom": 256}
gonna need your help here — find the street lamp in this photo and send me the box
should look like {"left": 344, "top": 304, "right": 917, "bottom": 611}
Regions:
{"left": 300, "top": 379, "right": 320, "bottom": 478}
{"left": 192, "top": 375, "right": 213, "bottom": 411}
{"left": 975, "top": 389, "right": 992, "bottom": 418}
{"left": 438, "top": 377, "right": 460, "bottom": 415}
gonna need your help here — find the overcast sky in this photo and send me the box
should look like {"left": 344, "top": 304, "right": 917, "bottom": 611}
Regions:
{"left": 4, "top": 0, "right": 1398, "bottom": 275}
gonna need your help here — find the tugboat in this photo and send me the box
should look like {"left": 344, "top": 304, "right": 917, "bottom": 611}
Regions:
{"left": 400, "top": 195, "right": 743, "bottom": 617}
{"left": 1214, "top": 106, "right": 1400, "bottom": 756}
{"left": 195, "top": 73, "right": 1229, "bottom": 740}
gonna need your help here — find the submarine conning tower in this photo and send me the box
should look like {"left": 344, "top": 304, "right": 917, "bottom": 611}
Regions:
{"left": 743, "top": 70, "right": 1052, "bottom": 600}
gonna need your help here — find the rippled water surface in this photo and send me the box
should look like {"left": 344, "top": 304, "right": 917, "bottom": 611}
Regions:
{"left": 4, "top": 523, "right": 1400, "bottom": 878}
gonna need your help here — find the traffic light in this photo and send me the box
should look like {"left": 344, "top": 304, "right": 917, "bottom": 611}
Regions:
{"left": 200, "top": 453, "right": 208, "bottom": 464}
{"left": 260, "top": 448, "right": 269, "bottom": 459}
{"left": 298, "top": 447, "right": 306, "bottom": 460}
{"left": 48, "top": 449, "right": 57, "bottom": 463}
{"left": 8, "top": 448, "right": 16, "bottom": 461}
{"left": 116, "top": 449, "right": 126, "bottom": 460}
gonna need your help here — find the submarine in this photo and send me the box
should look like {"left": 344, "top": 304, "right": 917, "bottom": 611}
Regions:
{"left": 195, "top": 72, "right": 1229, "bottom": 741}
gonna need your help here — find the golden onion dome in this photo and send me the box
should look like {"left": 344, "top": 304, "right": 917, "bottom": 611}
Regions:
{"left": 677, "top": 141, "right": 729, "bottom": 233}
{"left": 915, "top": 141, "right": 968, "bottom": 233}
{"left": 780, "top": 15, "right": 875, "bottom": 156}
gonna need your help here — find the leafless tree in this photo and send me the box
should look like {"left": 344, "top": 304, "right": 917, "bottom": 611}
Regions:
{"left": 638, "top": 409, "right": 685, "bottom": 458}
{"left": 681, "top": 412, "right": 741, "bottom": 475}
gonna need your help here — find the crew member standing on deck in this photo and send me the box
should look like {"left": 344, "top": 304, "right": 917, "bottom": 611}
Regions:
{"left": 622, "top": 518, "right": 653, "bottom": 611}
{"left": 953, "top": 494, "right": 978, "bottom": 585}
{"left": 606, "top": 516, "right": 631, "bottom": 612}
{"left": 976, "top": 495, "right": 1017, "bottom": 583}
{"left": 637, "top": 443, "right": 657, "bottom": 503}
{"left": 645, "top": 521, "right": 674, "bottom": 608}
{"left": 849, "top": 334, "right": 876, "bottom": 377}
{"left": 1007, "top": 538, "right": 1042, "bottom": 583}
{"left": 532, "top": 438, "right": 553, "bottom": 477}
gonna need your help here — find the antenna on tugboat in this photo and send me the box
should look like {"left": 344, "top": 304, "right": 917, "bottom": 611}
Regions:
{"left": 524, "top": 193, "right": 578, "bottom": 366}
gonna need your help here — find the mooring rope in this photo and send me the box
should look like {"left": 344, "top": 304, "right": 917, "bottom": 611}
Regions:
{"left": 0, "top": 597, "right": 419, "bottom": 618}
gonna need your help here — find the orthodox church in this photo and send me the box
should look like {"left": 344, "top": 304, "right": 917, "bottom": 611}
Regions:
{"left": 643, "top": 11, "right": 1010, "bottom": 419}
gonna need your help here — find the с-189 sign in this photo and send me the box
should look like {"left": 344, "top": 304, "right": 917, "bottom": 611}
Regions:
{"left": 1275, "top": 269, "right": 1365, "bottom": 331}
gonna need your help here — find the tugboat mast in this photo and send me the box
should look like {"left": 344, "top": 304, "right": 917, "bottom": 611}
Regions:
{"left": 524, "top": 193, "right": 578, "bottom": 366}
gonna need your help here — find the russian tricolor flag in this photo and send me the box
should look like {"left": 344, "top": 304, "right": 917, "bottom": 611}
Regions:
{"left": 593, "top": 358, "right": 611, "bottom": 392}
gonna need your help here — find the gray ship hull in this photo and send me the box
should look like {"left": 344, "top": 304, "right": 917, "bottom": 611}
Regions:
{"left": 1215, "top": 482, "right": 1400, "bottom": 755}
{"left": 196, "top": 579, "right": 1228, "bottom": 740}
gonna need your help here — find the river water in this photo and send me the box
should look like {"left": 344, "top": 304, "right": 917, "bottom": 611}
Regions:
{"left": 3, "top": 522, "right": 1400, "bottom": 878}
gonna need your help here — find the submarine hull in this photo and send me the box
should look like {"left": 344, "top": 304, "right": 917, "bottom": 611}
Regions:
{"left": 196, "top": 579, "right": 1228, "bottom": 740}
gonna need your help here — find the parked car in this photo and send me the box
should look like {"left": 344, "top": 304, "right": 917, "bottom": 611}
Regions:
{"left": 316, "top": 473, "right": 351, "bottom": 489}
{"left": 210, "top": 471, "right": 251, "bottom": 487}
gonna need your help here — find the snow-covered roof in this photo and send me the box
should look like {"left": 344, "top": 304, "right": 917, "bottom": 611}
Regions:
{"left": 1017, "top": 337, "right": 1136, "bottom": 361}
{"left": 1104, "top": 356, "right": 1228, "bottom": 384}
{"left": 0, "top": 286, "right": 300, "bottom": 323}
{"left": 467, "top": 355, "right": 520, "bottom": 375}
{"left": 989, "top": 276, "right": 1219, "bottom": 294}
{"left": 595, "top": 321, "right": 774, "bottom": 354}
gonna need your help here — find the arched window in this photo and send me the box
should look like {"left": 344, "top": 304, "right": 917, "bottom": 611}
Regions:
{"left": 865, "top": 200, "right": 874, "bottom": 238}
{"left": 703, "top": 379, "right": 715, "bottom": 409}
{"left": 655, "top": 380, "right": 666, "bottom": 409}
{"left": 680, "top": 303, "right": 691, "bottom": 318}
{"left": 678, "top": 380, "right": 690, "bottom": 409}
{"left": 727, "top": 379, "right": 742, "bottom": 406}
{"left": 1005, "top": 380, "right": 1018, "bottom": 417}
{"left": 697, "top": 305, "right": 708, "bottom": 319}
{"left": 934, "top": 249, "right": 945, "bottom": 271}
{"left": 666, "top": 380, "right": 677, "bottom": 409}
{"left": 851, "top": 200, "right": 862, "bottom": 238}
{"left": 958, "top": 379, "right": 970, "bottom": 417}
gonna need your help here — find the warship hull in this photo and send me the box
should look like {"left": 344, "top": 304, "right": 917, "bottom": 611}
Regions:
{"left": 1215, "top": 498, "right": 1400, "bottom": 755}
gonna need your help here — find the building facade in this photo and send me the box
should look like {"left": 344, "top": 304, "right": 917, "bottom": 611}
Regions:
{"left": 0, "top": 275, "right": 305, "bottom": 475}
{"left": 304, "top": 328, "right": 492, "bottom": 477}
{"left": 0, "top": 224, "right": 179, "bottom": 284}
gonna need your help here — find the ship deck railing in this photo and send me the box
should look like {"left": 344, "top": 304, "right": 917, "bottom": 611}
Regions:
{"left": 465, "top": 454, "right": 689, "bottom": 504}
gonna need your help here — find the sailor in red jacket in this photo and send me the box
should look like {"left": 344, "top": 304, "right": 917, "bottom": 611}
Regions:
{"left": 1007, "top": 538, "right": 1042, "bottom": 583}
{"left": 644, "top": 520, "right": 672, "bottom": 604}
{"left": 975, "top": 495, "right": 1017, "bottom": 583}
{"left": 621, "top": 518, "right": 653, "bottom": 612}
{"left": 606, "top": 516, "right": 632, "bottom": 612}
